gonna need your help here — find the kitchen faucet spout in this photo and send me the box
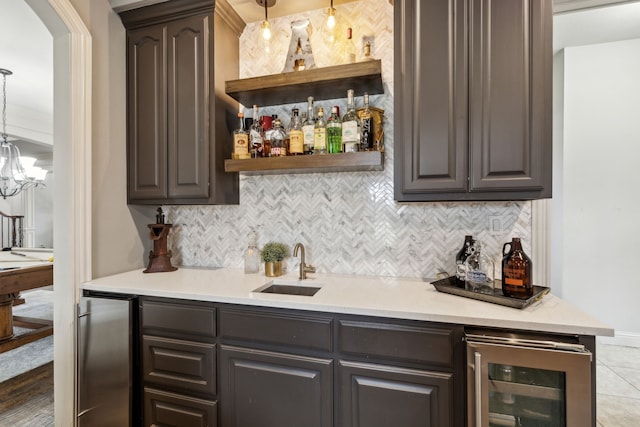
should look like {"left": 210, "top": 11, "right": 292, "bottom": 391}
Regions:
{"left": 293, "top": 243, "right": 316, "bottom": 280}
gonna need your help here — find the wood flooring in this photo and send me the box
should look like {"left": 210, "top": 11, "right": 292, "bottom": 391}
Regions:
{"left": 0, "top": 361, "right": 54, "bottom": 426}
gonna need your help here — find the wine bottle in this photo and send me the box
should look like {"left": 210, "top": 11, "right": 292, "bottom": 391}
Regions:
{"left": 327, "top": 106, "right": 342, "bottom": 154}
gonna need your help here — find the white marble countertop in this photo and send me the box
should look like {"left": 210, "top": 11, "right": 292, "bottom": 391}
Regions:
{"left": 81, "top": 267, "right": 614, "bottom": 337}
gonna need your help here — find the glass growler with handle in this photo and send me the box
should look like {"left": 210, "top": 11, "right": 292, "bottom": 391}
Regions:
{"left": 501, "top": 237, "right": 533, "bottom": 298}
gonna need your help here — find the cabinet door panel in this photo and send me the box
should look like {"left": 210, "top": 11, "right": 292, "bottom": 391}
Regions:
{"left": 167, "top": 14, "right": 210, "bottom": 199}
{"left": 144, "top": 387, "right": 217, "bottom": 427}
{"left": 469, "top": 0, "right": 552, "bottom": 193}
{"left": 339, "top": 360, "right": 453, "bottom": 427}
{"left": 395, "top": 0, "right": 468, "bottom": 197}
{"left": 220, "top": 345, "right": 333, "bottom": 427}
{"left": 142, "top": 335, "right": 216, "bottom": 395}
{"left": 128, "top": 25, "right": 167, "bottom": 201}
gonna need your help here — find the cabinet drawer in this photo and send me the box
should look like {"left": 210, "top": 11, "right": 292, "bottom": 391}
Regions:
{"left": 143, "top": 335, "right": 216, "bottom": 396}
{"left": 144, "top": 387, "right": 217, "bottom": 427}
{"left": 219, "top": 307, "right": 333, "bottom": 352}
{"left": 141, "top": 299, "right": 216, "bottom": 339}
{"left": 338, "top": 320, "right": 458, "bottom": 368}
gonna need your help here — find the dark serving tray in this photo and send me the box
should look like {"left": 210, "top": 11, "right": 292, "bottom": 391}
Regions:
{"left": 431, "top": 276, "right": 550, "bottom": 309}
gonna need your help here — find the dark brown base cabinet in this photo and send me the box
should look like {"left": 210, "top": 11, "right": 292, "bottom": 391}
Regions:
{"left": 138, "top": 299, "right": 465, "bottom": 427}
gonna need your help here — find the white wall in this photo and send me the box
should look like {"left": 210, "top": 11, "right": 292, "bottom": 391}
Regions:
{"left": 559, "top": 38, "right": 640, "bottom": 343}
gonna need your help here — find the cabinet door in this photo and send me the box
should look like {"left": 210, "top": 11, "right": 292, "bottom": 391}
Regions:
{"left": 219, "top": 345, "right": 333, "bottom": 427}
{"left": 166, "top": 14, "right": 210, "bottom": 199}
{"left": 144, "top": 387, "right": 217, "bottom": 427}
{"left": 394, "top": 0, "right": 468, "bottom": 199}
{"left": 127, "top": 24, "right": 168, "bottom": 202}
{"left": 468, "top": 0, "right": 552, "bottom": 195}
{"left": 338, "top": 360, "right": 453, "bottom": 427}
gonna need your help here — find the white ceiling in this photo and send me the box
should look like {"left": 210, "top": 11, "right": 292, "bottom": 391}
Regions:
{"left": 2, "top": 0, "right": 640, "bottom": 169}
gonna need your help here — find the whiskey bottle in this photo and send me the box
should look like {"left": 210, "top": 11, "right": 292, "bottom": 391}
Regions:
{"left": 342, "top": 89, "right": 361, "bottom": 153}
{"left": 260, "top": 115, "right": 273, "bottom": 157}
{"left": 249, "top": 105, "right": 263, "bottom": 158}
{"left": 455, "top": 235, "right": 475, "bottom": 288}
{"left": 501, "top": 237, "right": 533, "bottom": 298}
{"left": 233, "top": 112, "right": 250, "bottom": 159}
{"left": 360, "top": 93, "right": 374, "bottom": 151}
{"left": 269, "top": 118, "right": 287, "bottom": 157}
{"left": 327, "top": 106, "right": 342, "bottom": 154}
{"left": 314, "top": 107, "right": 327, "bottom": 154}
{"left": 289, "top": 108, "right": 304, "bottom": 155}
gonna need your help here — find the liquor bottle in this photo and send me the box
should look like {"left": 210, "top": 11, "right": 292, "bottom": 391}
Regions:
{"left": 314, "top": 107, "right": 327, "bottom": 154}
{"left": 269, "top": 118, "right": 287, "bottom": 157}
{"left": 342, "top": 89, "right": 361, "bottom": 153}
{"left": 249, "top": 105, "right": 263, "bottom": 158}
{"left": 343, "top": 27, "right": 356, "bottom": 64}
{"left": 327, "top": 106, "right": 342, "bottom": 154}
{"left": 244, "top": 232, "right": 260, "bottom": 274}
{"left": 360, "top": 93, "right": 374, "bottom": 151}
{"left": 465, "top": 241, "right": 495, "bottom": 294}
{"left": 362, "top": 40, "right": 375, "bottom": 61}
{"left": 288, "top": 108, "right": 304, "bottom": 155}
{"left": 302, "top": 96, "right": 316, "bottom": 155}
{"left": 501, "top": 237, "right": 533, "bottom": 298}
{"left": 455, "top": 235, "right": 475, "bottom": 288}
{"left": 260, "top": 115, "right": 273, "bottom": 157}
{"left": 233, "top": 112, "right": 250, "bottom": 159}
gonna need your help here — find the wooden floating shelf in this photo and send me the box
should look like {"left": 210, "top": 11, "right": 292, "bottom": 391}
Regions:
{"left": 224, "top": 152, "right": 384, "bottom": 175}
{"left": 225, "top": 60, "right": 384, "bottom": 107}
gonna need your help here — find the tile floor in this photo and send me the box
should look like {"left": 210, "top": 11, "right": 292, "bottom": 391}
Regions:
{"left": 597, "top": 342, "right": 640, "bottom": 426}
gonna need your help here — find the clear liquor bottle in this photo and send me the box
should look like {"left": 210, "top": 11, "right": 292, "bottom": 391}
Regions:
{"left": 455, "top": 235, "right": 475, "bottom": 288}
{"left": 269, "top": 118, "right": 287, "bottom": 157}
{"left": 327, "top": 106, "right": 342, "bottom": 154}
{"left": 343, "top": 27, "right": 356, "bottom": 64}
{"left": 249, "top": 105, "right": 263, "bottom": 158}
{"left": 342, "top": 89, "right": 361, "bottom": 152}
{"left": 360, "top": 93, "right": 374, "bottom": 151}
{"left": 302, "top": 97, "right": 316, "bottom": 154}
{"left": 464, "top": 241, "right": 495, "bottom": 294}
{"left": 244, "top": 232, "right": 260, "bottom": 274}
{"left": 288, "top": 108, "right": 304, "bottom": 155}
{"left": 313, "top": 107, "right": 327, "bottom": 154}
{"left": 233, "top": 112, "right": 249, "bottom": 159}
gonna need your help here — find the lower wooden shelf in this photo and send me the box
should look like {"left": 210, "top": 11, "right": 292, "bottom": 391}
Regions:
{"left": 224, "top": 151, "right": 384, "bottom": 175}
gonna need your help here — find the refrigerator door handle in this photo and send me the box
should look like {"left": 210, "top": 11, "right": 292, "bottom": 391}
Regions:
{"left": 474, "top": 351, "right": 483, "bottom": 427}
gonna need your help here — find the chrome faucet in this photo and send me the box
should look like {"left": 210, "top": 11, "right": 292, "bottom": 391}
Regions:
{"left": 293, "top": 243, "right": 316, "bottom": 280}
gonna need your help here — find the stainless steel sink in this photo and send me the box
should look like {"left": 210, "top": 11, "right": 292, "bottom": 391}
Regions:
{"left": 254, "top": 280, "right": 322, "bottom": 297}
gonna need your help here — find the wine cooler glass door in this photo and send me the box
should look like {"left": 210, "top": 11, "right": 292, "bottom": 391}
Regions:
{"left": 467, "top": 339, "right": 592, "bottom": 427}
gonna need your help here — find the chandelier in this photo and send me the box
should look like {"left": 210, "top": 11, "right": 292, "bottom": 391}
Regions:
{"left": 0, "top": 68, "right": 47, "bottom": 199}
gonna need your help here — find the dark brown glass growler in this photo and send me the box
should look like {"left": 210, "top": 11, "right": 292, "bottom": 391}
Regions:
{"left": 455, "top": 235, "right": 475, "bottom": 288}
{"left": 502, "top": 238, "right": 533, "bottom": 298}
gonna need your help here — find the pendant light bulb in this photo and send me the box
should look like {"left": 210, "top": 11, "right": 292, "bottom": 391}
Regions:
{"left": 326, "top": 7, "right": 336, "bottom": 30}
{"left": 261, "top": 20, "right": 272, "bottom": 40}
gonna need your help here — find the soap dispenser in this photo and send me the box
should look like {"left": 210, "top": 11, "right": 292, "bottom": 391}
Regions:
{"left": 244, "top": 232, "right": 260, "bottom": 274}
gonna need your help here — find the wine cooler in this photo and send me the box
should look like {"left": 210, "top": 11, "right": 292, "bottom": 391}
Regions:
{"left": 466, "top": 332, "right": 594, "bottom": 427}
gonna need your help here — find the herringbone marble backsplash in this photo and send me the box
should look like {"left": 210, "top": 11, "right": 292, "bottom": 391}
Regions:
{"left": 165, "top": 0, "right": 532, "bottom": 279}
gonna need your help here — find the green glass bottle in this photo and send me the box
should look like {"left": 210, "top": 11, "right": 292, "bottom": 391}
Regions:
{"left": 327, "top": 106, "right": 342, "bottom": 154}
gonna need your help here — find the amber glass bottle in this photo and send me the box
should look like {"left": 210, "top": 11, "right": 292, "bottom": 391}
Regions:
{"left": 501, "top": 238, "right": 533, "bottom": 298}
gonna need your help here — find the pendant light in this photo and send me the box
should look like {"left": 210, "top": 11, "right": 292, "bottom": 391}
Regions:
{"left": 321, "top": 0, "right": 339, "bottom": 44}
{"left": 256, "top": 0, "right": 276, "bottom": 53}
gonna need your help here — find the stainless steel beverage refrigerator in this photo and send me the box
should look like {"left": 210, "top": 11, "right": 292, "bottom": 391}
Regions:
{"left": 466, "top": 330, "right": 595, "bottom": 427}
{"left": 77, "top": 291, "right": 139, "bottom": 426}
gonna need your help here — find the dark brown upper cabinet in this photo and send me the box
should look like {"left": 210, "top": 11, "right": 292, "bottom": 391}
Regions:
{"left": 120, "top": 0, "right": 244, "bottom": 205}
{"left": 394, "top": 0, "right": 552, "bottom": 201}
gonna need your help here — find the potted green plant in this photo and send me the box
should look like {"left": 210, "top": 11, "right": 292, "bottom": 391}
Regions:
{"left": 260, "top": 242, "right": 288, "bottom": 277}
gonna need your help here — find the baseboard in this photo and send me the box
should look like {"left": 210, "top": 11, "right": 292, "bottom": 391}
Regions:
{"left": 597, "top": 331, "right": 640, "bottom": 348}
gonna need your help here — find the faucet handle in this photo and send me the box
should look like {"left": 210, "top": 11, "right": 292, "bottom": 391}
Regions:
{"left": 304, "top": 263, "right": 316, "bottom": 274}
